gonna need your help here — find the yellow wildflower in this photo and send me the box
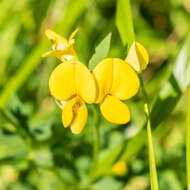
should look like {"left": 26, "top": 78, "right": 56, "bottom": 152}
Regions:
{"left": 112, "top": 161, "right": 127, "bottom": 176}
{"left": 125, "top": 42, "right": 149, "bottom": 73}
{"left": 42, "top": 29, "right": 78, "bottom": 61}
{"left": 43, "top": 29, "right": 97, "bottom": 134}
{"left": 49, "top": 60, "right": 96, "bottom": 134}
{"left": 93, "top": 58, "right": 139, "bottom": 124}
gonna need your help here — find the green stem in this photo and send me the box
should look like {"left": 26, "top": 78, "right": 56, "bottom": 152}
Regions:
{"left": 140, "top": 75, "right": 159, "bottom": 190}
{"left": 92, "top": 104, "right": 100, "bottom": 169}
{"left": 186, "top": 86, "right": 190, "bottom": 189}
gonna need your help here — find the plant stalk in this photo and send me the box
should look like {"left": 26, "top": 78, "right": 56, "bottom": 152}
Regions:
{"left": 187, "top": 86, "right": 190, "bottom": 190}
{"left": 92, "top": 104, "right": 100, "bottom": 169}
{"left": 140, "top": 75, "right": 159, "bottom": 190}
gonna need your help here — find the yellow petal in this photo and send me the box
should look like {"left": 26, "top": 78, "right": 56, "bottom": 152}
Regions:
{"left": 45, "top": 29, "right": 68, "bottom": 47}
{"left": 42, "top": 49, "right": 77, "bottom": 61}
{"left": 100, "top": 95, "right": 130, "bottom": 124}
{"left": 42, "top": 50, "right": 67, "bottom": 60}
{"left": 125, "top": 42, "right": 149, "bottom": 73}
{"left": 62, "top": 97, "right": 79, "bottom": 127}
{"left": 49, "top": 61, "right": 75, "bottom": 101}
{"left": 70, "top": 101, "right": 87, "bottom": 134}
{"left": 112, "top": 161, "right": 127, "bottom": 176}
{"left": 75, "top": 62, "right": 97, "bottom": 104}
{"left": 93, "top": 58, "right": 113, "bottom": 103}
{"left": 110, "top": 58, "right": 140, "bottom": 100}
{"left": 69, "top": 28, "right": 79, "bottom": 43}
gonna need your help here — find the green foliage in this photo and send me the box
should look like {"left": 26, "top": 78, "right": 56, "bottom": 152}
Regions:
{"left": 116, "top": 0, "right": 135, "bottom": 48}
{"left": 0, "top": 0, "right": 189, "bottom": 189}
{"left": 88, "top": 33, "right": 111, "bottom": 71}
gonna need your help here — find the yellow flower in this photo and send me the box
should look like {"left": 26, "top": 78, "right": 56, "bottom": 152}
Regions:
{"left": 125, "top": 42, "right": 149, "bottom": 73}
{"left": 49, "top": 60, "right": 96, "bottom": 134}
{"left": 93, "top": 58, "right": 140, "bottom": 124}
{"left": 112, "top": 161, "right": 127, "bottom": 176}
{"left": 42, "top": 29, "right": 78, "bottom": 61}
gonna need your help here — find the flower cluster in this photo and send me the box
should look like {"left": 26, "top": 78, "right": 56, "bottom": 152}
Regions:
{"left": 42, "top": 29, "right": 149, "bottom": 134}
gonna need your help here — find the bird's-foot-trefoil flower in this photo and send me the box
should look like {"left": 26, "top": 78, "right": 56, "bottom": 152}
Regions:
{"left": 125, "top": 42, "right": 149, "bottom": 73}
{"left": 42, "top": 29, "right": 78, "bottom": 62}
{"left": 93, "top": 58, "right": 140, "bottom": 124}
{"left": 49, "top": 60, "right": 96, "bottom": 134}
{"left": 43, "top": 29, "right": 97, "bottom": 134}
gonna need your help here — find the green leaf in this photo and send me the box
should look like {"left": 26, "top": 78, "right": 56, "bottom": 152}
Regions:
{"left": 116, "top": 0, "right": 135, "bottom": 48}
{"left": 88, "top": 33, "right": 112, "bottom": 71}
{"left": 146, "top": 117, "right": 159, "bottom": 190}
{"left": 186, "top": 86, "right": 190, "bottom": 188}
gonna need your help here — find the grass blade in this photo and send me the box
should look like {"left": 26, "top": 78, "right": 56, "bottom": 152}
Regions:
{"left": 140, "top": 75, "right": 159, "bottom": 190}
{"left": 116, "top": 0, "right": 159, "bottom": 188}
{"left": 116, "top": 0, "right": 135, "bottom": 48}
{"left": 187, "top": 86, "right": 190, "bottom": 189}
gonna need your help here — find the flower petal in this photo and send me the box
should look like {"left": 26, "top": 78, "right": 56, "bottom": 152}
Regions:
{"left": 110, "top": 58, "right": 140, "bottom": 100}
{"left": 125, "top": 42, "right": 149, "bottom": 73}
{"left": 70, "top": 101, "right": 87, "bottom": 134}
{"left": 62, "top": 97, "right": 79, "bottom": 127}
{"left": 45, "top": 29, "right": 68, "bottom": 47}
{"left": 100, "top": 95, "right": 130, "bottom": 124}
{"left": 49, "top": 61, "right": 75, "bottom": 101}
{"left": 75, "top": 62, "right": 97, "bottom": 104}
{"left": 69, "top": 29, "right": 79, "bottom": 43}
{"left": 93, "top": 58, "right": 113, "bottom": 103}
{"left": 42, "top": 49, "right": 77, "bottom": 61}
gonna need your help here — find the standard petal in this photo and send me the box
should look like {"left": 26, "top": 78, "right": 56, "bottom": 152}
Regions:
{"left": 100, "top": 95, "right": 130, "bottom": 124}
{"left": 75, "top": 62, "right": 97, "bottom": 104}
{"left": 110, "top": 58, "right": 140, "bottom": 100}
{"left": 49, "top": 61, "right": 75, "bottom": 101}
{"left": 93, "top": 58, "right": 113, "bottom": 103}
{"left": 62, "top": 97, "right": 79, "bottom": 127}
{"left": 45, "top": 29, "right": 68, "bottom": 48}
{"left": 69, "top": 29, "right": 79, "bottom": 43}
{"left": 70, "top": 101, "right": 87, "bottom": 134}
{"left": 125, "top": 42, "right": 149, "bottom": 73}
{"left": 42, "top": 50, "right": 67, "bottom": 60}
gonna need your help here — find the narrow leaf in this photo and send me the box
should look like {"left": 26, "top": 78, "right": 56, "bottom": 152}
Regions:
{"left": 187, "top": 87, "right": 190, "bottom": 189}
{"left": 116, "top": 0, "right": 135, "bottom": 48}
{"left": 147, "top": 115, "right": 159, "bottom": 190}
{"left": 88, "top": 33, "right": 111, "bottom": 71}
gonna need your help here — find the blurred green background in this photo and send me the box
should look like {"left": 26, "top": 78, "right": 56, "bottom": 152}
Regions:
{"left": 0, "top": 0, "right": 190, "bottom": 189}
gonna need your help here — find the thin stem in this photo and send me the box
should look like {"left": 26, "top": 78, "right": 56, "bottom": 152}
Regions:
{"left": 140, "top": 75, "right": 159, "bottom": 190}
{"left": 186, "top": 86, "right": 190, "bottom": 189}
{"left": 92, "top": 104, "right": 100, "bottom": 169}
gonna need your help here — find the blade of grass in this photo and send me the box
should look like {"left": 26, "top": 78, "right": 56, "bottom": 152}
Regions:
{"left": 116, "top": 0, "right": 159, "bottom": 189}
{"left": 116, "top": 0, "right": 135, "bottom": 48}
{"left": 187, "top": 86, "right": 190, "bottom": 189}
{"left": 140, "top": 75, "right": 159, "bottom": 190}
